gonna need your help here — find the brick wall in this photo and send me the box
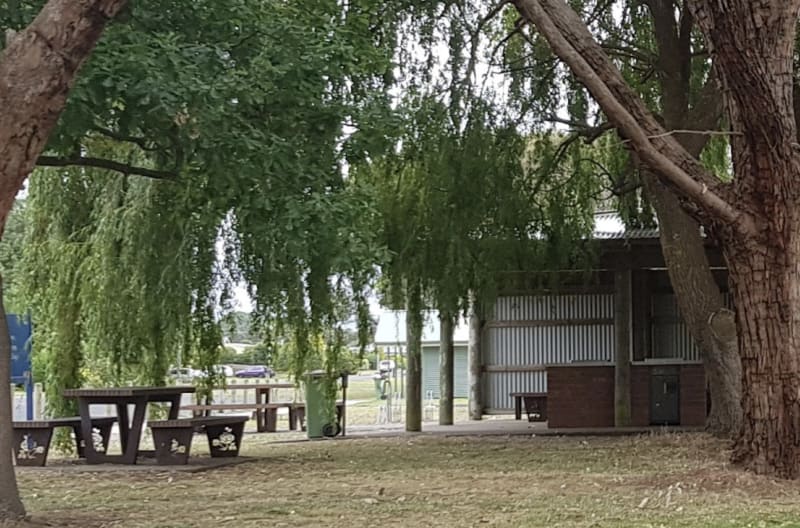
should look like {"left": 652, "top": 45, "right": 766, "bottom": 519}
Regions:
{"left": 679, "top": 365, "right": 706, "bottom": 426}
{"left": 546, "top": 366, "right": 615, "bottom": 428}
{"left": 546, "top": 364, "right": 707, "bottom": 428}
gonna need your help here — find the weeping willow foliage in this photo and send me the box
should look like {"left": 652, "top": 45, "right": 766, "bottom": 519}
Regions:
{"left": 21, "top": 166, "right": 225, "bottom": 414}
{"left": 11, "top": 0, "right": 719, "bottom": 410}
{"left": 353, "top": 0, "right": 608, "bottom": 317}
{"left": 10, "top": 0, "right": 403, "bottom": 407}
{"left": 494, "top": 0, "right": 732, "bottom": 225}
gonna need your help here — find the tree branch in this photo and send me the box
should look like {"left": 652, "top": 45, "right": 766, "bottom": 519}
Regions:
{"left": 36, "top": 155, "right": 176, "bottom": 180}
{"left": 91, "top": 125, "right": 163, "bottom": 151}
{"left": 511, "top": 0, "right": 757, "bottom": 238}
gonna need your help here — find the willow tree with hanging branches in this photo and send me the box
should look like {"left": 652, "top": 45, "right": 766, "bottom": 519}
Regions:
{"left": 9, "top": 0, "right": 404, "bottom": 435}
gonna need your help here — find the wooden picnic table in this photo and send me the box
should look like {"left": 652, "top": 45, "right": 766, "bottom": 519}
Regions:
{"left": 63, "top": 386, "right": 196, "bottom": 464}
{"left": 510, "top": 391, "right": 547, "bottom": 422}
{"left": 222, "top": 382, "right": 295, "bottom": 403}
{"left": 193, "top": 382, "right": 295, "bottom": 432}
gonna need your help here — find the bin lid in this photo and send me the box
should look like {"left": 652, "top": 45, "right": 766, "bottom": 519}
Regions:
{"left": 305, "top": 369, "right": 327, "bottom": 379}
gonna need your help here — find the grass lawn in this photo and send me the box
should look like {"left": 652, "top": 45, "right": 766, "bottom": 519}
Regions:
{"left": 8, "top": 432, "right": 800, "bottom": 527}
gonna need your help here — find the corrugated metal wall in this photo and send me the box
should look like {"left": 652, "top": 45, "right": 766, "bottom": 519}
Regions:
{"left": 649, "top": 293, "right": 730, "bottom": 363}
{"left": 422, "top": 346, "right": 439, "bottom": 399}
{"left": 484, "top": 294, "right": 615, "bottom": 411}
{"left": 422, "top": 345, "right": 469, "bottom": 399}
{"left": 651, "top": 294, "right": 699, "bottom": 361}
{"left": 454, "top": 348, "right": 468, "bottom": 397}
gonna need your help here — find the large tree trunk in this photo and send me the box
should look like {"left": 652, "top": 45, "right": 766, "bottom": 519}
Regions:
{"left": 690, "top": 0, "right": 800, "bottom": 476}
{"left": 405, "top": 283, "right": 423, "bottom": 432}
{"left": 468, "top": 297, "right": 484, "bottom": 420}
{"left": 642, "top": 0, "right": 742, "bottom": 438}
{"left": 0, "top": 0, "right": 129, "bottom": 232}
{"left": 727, "top": 245, "right": 800, "bottom": 477}
{"left": 643, "top": 175, "right": 742, "bottom": 436}
{"left": 438, "top": 312, "right": 454, "bottom": 426}
{"left": 0, "top": 277, "right": 24, "bottom": 520}
{"left": 513, "top": 0, "right": 800, "bottom": 476}
{"left": 0, "top": 0, "right": 128, "bottom": 518}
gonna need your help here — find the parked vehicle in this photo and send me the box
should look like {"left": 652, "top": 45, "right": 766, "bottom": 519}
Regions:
{"left": 378, "top": 359, "right": 396, "bottom": 373}
{"left": 167, "top": 367, "right": 204, "bottom": 384}
{"left": 234, "top": 366, "right": 275, "bottom": 379}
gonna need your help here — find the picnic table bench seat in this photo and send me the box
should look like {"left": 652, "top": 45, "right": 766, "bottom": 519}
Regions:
{"left": 13, "top": 416, "right": 117, "bottom": 467}
{"left": 149, "top": 415, "right": 249, "bottom": 465}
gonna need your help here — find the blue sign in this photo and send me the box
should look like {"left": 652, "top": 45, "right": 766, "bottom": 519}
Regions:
{"left": 9, "top": 314, "right": 32, "bottom": 382}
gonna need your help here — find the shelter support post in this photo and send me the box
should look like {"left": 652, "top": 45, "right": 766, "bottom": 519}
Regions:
{"left": 615, "top": 269, "right": 632, "bottom": 426}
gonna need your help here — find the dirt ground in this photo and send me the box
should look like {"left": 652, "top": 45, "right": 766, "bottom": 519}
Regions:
{"left": 7, "top": 432, "right": 800, "bottom": 527}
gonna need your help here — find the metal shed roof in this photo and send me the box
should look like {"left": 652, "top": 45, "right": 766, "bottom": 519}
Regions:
{"left": 592, "top": 211, "right": 660, "bottom": 240}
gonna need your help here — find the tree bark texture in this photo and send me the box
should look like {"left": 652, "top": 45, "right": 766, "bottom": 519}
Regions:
{"left": 725, "top": 244, "right": 800, "bottom": 476}
{"left": 513, "top": 0, "right": 800, "bottom": 476}
{"left": 689, "top": 0, "right": 800, "bottom": 476}
{"left": 0, "top": 0, "right": 129, "bottom": 237}
{"left": 468, "top": 298, "right": 485, "bottom": 420}
{"left": 641, "top": 0, "right": 742, "bottom": 438}
{"left": 614, "top": 270, "right": 632, "bottom": 426}
{"left": 642, "top": 173, "right": 742, "bottom": 437}
{"left": 0, "top": 277, "right": 24, "bottom": 520}
{"left": 405, "top": 283, "right": 423, "bottom": 432}
{"left": 439, "top": 312, "right": 454, "bottom": 426}
{"left": 0, "top": 0, "right": 127, "bottom": 518}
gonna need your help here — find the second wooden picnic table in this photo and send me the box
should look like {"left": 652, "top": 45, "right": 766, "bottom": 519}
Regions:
{"left": 190, "top": 382, "right": 295, "bottom": 432}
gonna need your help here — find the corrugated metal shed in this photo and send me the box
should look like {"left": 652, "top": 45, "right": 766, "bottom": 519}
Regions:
{"left": 483, "top": 293, "right": 615, "bottom": 412}
{"left": 422, "top": 345, "right": 469, "bottom": 399}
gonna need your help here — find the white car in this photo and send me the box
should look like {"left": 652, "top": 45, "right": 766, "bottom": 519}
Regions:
{"left": 167, "top": 367, "right": 203, "bottom": 384}
{"left": 378, "top": 360, "right": 396, "bottom": 372}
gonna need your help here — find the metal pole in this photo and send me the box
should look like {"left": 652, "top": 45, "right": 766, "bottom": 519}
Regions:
{"left": 25, "top": 371, "right": 32, "bottom": 420}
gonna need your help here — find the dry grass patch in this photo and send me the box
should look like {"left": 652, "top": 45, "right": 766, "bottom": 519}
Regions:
{"left": 8, "top": 432, "right": 800, "bottom": 527}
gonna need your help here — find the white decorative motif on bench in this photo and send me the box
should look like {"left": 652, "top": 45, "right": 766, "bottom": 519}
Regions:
{"left": 79, "top": 427, "right": 107, "bottom": 453}
{"left": 170, "top": 438, "right": 187, "bottom": 455}
{"left": 92, "top": 428, "right": 106, "bottom": 453}
{"left": 18, "top": 435, "right": 45, "bottom": 460}
{"left": 211, "top": 427, "right": 237, "bottom": 451}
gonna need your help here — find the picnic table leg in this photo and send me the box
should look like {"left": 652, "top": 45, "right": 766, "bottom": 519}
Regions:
{"left": 166, "top": 394, "right": 182, "bottom": 419}
{"left": 255, "top": 389, "right": 265, "bottom": 432}
{"left": 514, "top": 396, "right": 522, "bottom": 421}
{"left": 116, "top": 402, "right": 130, "bottom": 453}
{"left": 119, "top": 397, "right": 148, "bottom": 464}
{"left": 78, "top": 399, "right": 102, "bottom": 464}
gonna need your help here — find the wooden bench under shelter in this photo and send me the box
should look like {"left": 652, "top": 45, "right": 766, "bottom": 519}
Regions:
{"left": 149, "top": 415, "right": 249, "bottom": 465}
{"left": 510, "top": 392, "right": 548, "bottom": 422}
{"left": 13, "top": 416, "right": 117, "bottom": 467}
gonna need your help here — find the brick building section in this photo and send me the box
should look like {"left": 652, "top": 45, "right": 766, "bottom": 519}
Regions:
{"left": 678, "top": 365, "right": 707, "bottom": 426}
{"left": 546, "top": 364, "right": 706, "bottom": 428}
{"left": 546, "top": 366, "right": 615, "bottom": 428}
